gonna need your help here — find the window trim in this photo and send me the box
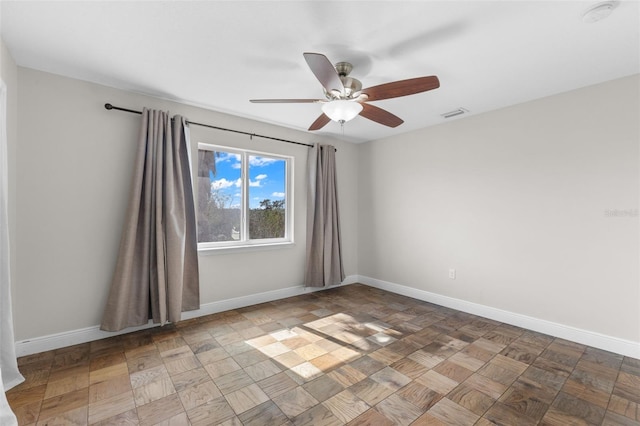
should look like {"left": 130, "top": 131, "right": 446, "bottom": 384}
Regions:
{"left": 196, "top": 143, "right": 294, "bottom": 251}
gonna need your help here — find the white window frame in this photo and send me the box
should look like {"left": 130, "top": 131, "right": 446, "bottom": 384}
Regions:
{"left": 197, "top": 143, "right": 294, "bottom": 252}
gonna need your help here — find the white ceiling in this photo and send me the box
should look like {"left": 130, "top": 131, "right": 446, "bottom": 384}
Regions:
{"left": 1, "top": 1, "right": 639, "bottom": 143}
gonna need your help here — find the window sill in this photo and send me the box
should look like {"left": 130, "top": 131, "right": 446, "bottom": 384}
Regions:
{"left": 198, "top": 241, "right": 295, "bottom": 255}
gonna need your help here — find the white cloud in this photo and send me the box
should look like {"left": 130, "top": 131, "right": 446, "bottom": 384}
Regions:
{"left": 246, "top": 174, "right": 268, "bottom": 187}
{"left": 272, "top": 192, "right": 285, "bottom": 197}
{"left": 249, "top": 156, "right": 278, "bottom": 167}
{"left": 214, "top": 152, "right": 242, "bottom": 169}
{"left": 217, "top": 152, "right": 240, "bottom": 162}
{"left": 211, "top": 178, "right": 242, "bottom": 190}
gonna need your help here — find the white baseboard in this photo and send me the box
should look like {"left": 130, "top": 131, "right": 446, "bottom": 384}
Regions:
{"left": 17, "top": 275, "right": 638, "bottom": 359}
{"left": 356, "top": 275, "right": 640, "bottom": 359}
{"left": 14, "top": 322, "right": 157, "bottom": 358}
{"left": 14, "top": 277, "right": 357, "bottom": 357}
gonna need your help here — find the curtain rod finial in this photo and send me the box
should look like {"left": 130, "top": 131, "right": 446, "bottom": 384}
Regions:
{"left": 104, "top": 103, "right": 113, "bottom": 110}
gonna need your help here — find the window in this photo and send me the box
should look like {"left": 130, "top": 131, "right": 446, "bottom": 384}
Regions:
{"left": 197, "top": 143, "right": 292, "bottom": 249}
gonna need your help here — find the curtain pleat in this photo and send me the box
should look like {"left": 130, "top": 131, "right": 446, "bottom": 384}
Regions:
{"left": 101, "top": 108, "right": 199, "bottom": 332}
{"left": 167, "top": 116, "right": 199, "bottom": 316}
{"left": 304, "top": 143, "right": 344, "bottom": 287}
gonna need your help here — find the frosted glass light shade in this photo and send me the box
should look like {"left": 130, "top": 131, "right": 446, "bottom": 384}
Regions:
{"left": 322, "top": 100, "right": 363, "bottom": 122}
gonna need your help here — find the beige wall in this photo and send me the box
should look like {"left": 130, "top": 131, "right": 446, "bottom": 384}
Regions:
{"left": 358, "top": 75, "right": 640, "bottom": 343}
{"left": 13, "top": 68, "right": 359, "bottom": 340}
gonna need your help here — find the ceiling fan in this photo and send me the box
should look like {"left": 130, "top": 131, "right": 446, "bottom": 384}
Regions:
{"left": 250, "top": 53, "right": 440, "bottom": 131}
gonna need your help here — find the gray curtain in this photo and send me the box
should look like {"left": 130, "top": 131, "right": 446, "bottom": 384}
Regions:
{"left": 101, "top": 108, "right": 199, "bottom": 332}
{"left": 304, "top": 143, "right": 344, "bottom": 287}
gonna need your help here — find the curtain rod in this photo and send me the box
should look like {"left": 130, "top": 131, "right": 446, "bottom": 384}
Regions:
{"left": 104, "top": 103, "right": 315, "bottom": 149}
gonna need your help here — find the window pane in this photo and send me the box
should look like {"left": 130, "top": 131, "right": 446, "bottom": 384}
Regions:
{"left": 197, "top": 149, "right": 242, "bottom": 242}
{"left": 248, "top": 155, "right": 286, "bottom": 239}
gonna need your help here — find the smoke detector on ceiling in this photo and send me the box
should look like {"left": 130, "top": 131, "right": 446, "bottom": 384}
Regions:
{"left": 582, "top": 1, "right": 618, "bottom": 23}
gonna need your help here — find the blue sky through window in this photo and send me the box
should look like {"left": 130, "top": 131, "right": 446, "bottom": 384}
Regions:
{"left": 210, "top": 151, "right": 285, "bottom": 209}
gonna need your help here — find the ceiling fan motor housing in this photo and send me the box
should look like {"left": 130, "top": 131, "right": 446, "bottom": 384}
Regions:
{"left": 324, "top": 62, "right": 362, "bottom": 100}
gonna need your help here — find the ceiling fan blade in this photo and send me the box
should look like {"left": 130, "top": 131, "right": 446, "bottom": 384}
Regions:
{"left": 308, "top": 113, "right": 331, "bottom": 131}
{"left": 360, "top": 103, "right": 404, "bottom": 128}
{"left": 362, "top": 76, "right": 440, "bottom": 102}
{"left": 250, "top": 99, "right": 323, "bottom": 103}
{"left": 303, "top": 52, "right": 344, "bottom": 94}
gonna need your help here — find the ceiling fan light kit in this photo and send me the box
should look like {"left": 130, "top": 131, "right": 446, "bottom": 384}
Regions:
{"left": 322, "top": 100, "right": 363, "bottom": 123}
{"left": 250, "top": 52, "right": 440, "bottom": 131}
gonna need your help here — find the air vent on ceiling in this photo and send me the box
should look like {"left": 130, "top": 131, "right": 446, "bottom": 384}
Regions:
{"left": 441, "top": 108, "right": 468, "bottom": 119}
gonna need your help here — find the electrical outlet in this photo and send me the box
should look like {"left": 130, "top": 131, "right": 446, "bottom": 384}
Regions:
{"left": 449, "top": 268, "right": 456, "bottom": 279}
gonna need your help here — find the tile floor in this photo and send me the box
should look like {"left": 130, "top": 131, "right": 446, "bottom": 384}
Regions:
{"left": 7, "top": 284, "right": 640, "bottom": 425}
